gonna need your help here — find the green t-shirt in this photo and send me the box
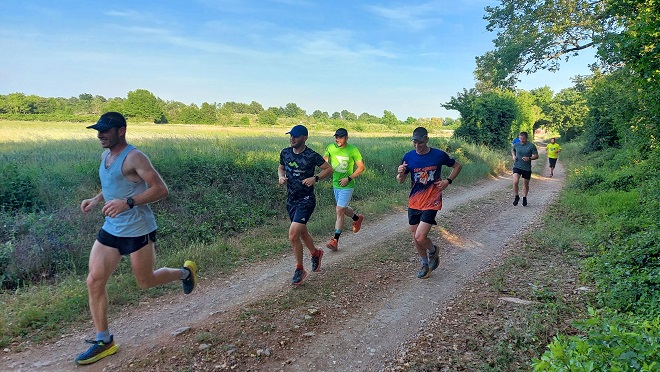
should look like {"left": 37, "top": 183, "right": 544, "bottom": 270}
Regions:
{"left": 546, "top": 143, "right": 561, "bottom": 159}
{"left": 324, "top": 143, "right": 363, "bottom": 189}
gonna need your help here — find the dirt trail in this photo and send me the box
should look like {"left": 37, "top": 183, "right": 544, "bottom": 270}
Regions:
{"left": 1, "top": 149, "right": 564, "bottom": 372}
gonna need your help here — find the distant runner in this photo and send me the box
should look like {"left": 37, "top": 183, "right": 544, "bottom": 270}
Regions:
{"left": 511, "top": 131, "right": 539, "bottom": 206}
{"left": 546, "top": 137, "right": 561, "bottom": 177}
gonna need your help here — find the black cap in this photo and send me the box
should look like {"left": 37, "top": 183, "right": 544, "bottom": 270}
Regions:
{"left": 87, "top": 112, "right": 127, "bottom": 131}
{"left": 334, "top": 128, "right": 348, "bottom": 137}
{"left": 411, "top": 127, "right": 428, "bottom": 141}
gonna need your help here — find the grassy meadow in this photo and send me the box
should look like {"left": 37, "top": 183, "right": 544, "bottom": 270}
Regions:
{"left": 0, "top": 120, "right": 509, "bottom": 347}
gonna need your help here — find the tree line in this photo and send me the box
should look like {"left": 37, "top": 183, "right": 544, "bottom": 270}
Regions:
{"left": 0, "top": 90, "right": 462, "bottom": 129}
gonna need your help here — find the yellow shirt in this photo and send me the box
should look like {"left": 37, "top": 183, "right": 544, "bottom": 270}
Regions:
{"left": 547, "top": 143, "right": 561, "bottom": 159}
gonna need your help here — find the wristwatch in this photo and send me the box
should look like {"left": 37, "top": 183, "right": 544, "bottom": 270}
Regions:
{"left": 446, "top": 178, "right": 453, "bottom": 184}
{"left": 126, "top": 197, "right": 135, "bottom": 209}
{"left": 314, "top": 175, "right": 319, "bottom": 182}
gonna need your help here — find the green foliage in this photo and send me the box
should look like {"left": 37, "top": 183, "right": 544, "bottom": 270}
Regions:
{"left": 445, "top": 88, "right": 517, "bottom": 149}
{"left": 535, "top": 143, "right": 660, "bottom": 369}
{"left": 475, "top": 0, "right": 611, "bottom": 89}
{"left": 534, "top": 311, "right": 660, "bottom": 371}
{"left": 546, "top": 88, "right": 588, "bottom": 142}
{"left": 0, "top": 163, "right": 39, "bottom": 212}
{"left": 123, "top": 89, "right": 166, "bottom": 123}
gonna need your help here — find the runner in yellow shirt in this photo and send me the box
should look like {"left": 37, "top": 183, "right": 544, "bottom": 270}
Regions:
{"left": 546, "top": 138, "right": 562, "bottom": 177}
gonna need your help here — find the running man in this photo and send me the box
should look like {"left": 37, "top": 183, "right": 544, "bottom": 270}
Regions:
{"left": 546, "top": 137, "right": 561, "bottom": 177}
{"left": 511, "top": 131, "right": 539, "bottom": 206}
{"left": 77, "top": 112, "right": 197, "bottom": 365}
{"left": 278, "top": 124, "right": 333, "bottom": 285}
{"left": 397, "top": 127, "right": 462, "bottom": 279}
{"left": 323, "top": 128, "right": 366, "bottom": 251}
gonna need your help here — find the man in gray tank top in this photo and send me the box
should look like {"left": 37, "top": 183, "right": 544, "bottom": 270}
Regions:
{"left": 75, "top": 112, "right": 198, "bottom": 365}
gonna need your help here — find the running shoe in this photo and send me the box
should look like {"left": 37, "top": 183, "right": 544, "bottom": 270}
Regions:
{"left": 428, "top": 245, "right": 440, "bottom": 271}
{"left": 417, "top": 264, "right": 431, "bottom": 279}
{"left": 522, "top": 197, "right": 528, "bottom": 206}
{"left": 182, "top": 260, "right": 198, "bottom": 294}
{"left": 75, "top": 336, "right": 119, "bottom": 365}
{"left": 326, "top": 238, "right": 338, "bottom": 251}
{"left": 311, "top": 249, "right": 324, "bottom": 272}
{"left": 352, "top": 214, "right": 364, "bottom": 233}
{"left": 291, "top": 268, "right": 308, "bottom": 285}
{"left": 513, "top": 195, "right": 520, "bottom": 206}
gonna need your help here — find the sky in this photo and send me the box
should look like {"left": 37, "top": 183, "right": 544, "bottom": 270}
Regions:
{"left": 0, "top": 0, "right": 596, "bottom": 119}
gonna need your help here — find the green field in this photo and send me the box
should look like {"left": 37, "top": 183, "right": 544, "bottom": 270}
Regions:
{"left": 0, "top": 120, "right": 508, "bottom": 346}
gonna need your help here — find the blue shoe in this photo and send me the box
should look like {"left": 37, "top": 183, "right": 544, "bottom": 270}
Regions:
{"left": 428, "top": 245, "right": 440, "bottom": 271}
{"left": 75, "top": 336, "right": 119, "bottom": 365}
{"left": 182, "top": 260, "right": 198, "bottom": 294}
{"left": 417, "top": 264, "right": 431, "bottom": 279}
{"left": 311, "top": 249, "right": 324, "bottom": 272}
{"left": 291, "top": 268, "right": 308, "bottom": 285}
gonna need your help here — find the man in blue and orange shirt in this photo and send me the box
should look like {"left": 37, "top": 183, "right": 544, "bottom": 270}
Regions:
{"left": 396, "top": 127, "right": 462, "bottom": 279}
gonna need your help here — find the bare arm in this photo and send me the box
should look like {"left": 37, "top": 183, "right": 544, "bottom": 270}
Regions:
{"left": 278, "top": 164, "right": 287, "bottom": 184}
{"left": 437, "top": 161, "right": 463, "bottom": 190}
{"left": 340, "top": 159, "right": 366, "bottom": 187}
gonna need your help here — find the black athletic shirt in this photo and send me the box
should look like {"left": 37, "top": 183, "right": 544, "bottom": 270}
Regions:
{"left": 279, "top": 146, "right": 325, "bottom": 201}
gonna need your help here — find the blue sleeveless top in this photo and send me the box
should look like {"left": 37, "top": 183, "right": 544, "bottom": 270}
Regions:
{"left": 100, "top": 144, "right": 157, "bottom": 237}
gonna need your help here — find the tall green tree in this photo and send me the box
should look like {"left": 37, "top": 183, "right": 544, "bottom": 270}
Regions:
{"left": 546, "top": 87, "right": 589, "bottom": 141}
{"left": 123, "top": 89, "right": 166, "bottom": 123}
{"left": 475, "top": 0, "right": 614, "bottom": 89}
{"left": 444, "top": 89, "right": 517, "bottom": 149}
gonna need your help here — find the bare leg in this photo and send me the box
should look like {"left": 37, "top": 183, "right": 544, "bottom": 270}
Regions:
{"left": 87, "top": 241, "right": 122, "bottom": 333}
{"left": 289, "top": 222, "right": 308, "bottom": 266}
{"left": 130, "top": 241, "right": 182, "bottom": 289}
{"left": 513, "top": 173, "right": 521, "bottom": 196}
{"left": 523, "top": 178, "right": 530, "bottom": 197}
{"left": 335, "top": 205, "right": 347, "bottom": 231}
{"left": 409, "top": 222, "right": 434, "bottom": 258}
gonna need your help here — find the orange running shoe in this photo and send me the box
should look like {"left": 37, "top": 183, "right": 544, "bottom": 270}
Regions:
{"left": 326, "top": 238, "right": 338, "bottom": 251}
{"left": 352, "top": 214, "right": 364, "bottom": 233}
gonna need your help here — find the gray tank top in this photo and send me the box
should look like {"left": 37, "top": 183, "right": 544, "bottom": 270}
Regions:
{"left": 99, "top": 144, "right": 157, "bottom": 237}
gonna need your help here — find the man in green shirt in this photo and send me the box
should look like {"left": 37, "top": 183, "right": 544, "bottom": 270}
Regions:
{"left": 546, "top": 138, "right": 562, "bottom": 177}
{"left": 323, "top": 128, "right": 366, "bottom": 251}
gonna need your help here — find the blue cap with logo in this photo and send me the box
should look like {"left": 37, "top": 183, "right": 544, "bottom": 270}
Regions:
{"left": 286, "top": 124, "right": 308, "bottom": 137}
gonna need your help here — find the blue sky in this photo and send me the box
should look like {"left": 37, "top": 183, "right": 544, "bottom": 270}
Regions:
{"left": 0, "top": 1, "right": 596, "bottom": 119}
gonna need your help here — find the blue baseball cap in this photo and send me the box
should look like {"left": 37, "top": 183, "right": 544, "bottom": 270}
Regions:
{"left": 87, "top": 112, "right": 127, "bottom": 131}
{"left": 286, "top": 124, "right": 308, "bottom": 137}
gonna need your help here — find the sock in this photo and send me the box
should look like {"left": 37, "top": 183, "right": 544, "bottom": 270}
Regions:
{"left": 421, "top": 257, "right": 429, "bottom": 265}
{"left": 180, "top": 268, "right": 190, "bottom": 280}
{"left": 97, "top": 330, "right": 111, "bottom": 343}
{"left": 334, "top": 229, "right": 341, "bottom": 241}
{"left": 428, "top": 245, "right": 437, "bottom": 254}
{"left": 351, "top": 214, "right": 359, "bottom": 221}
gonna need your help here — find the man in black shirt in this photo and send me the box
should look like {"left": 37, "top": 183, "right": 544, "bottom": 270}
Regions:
{"left": 278, "top": 125, "right": 333, "bottom": 285}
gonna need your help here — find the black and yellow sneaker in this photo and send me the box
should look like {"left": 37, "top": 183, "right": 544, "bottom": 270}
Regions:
{"left": 75, "top": 336, "right": 118, "bottom": 365}
{"left": 182, "top": 260, "right": 198, "bottom": 294}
